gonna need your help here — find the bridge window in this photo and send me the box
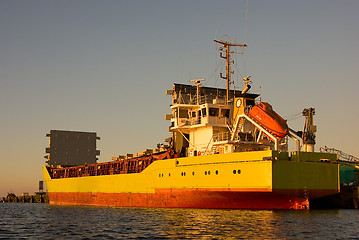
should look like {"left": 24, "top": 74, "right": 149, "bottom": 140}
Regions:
{"left": 209, "top": 108, "right": 219, "bottom": 117}
{"left": 220, "top": 109, "right": 230, "bottom": 118}
{"left": 246, "top": 99, "right": 255, "bottom": 107}
{"left": 202, "top": 108, "right": 207, "bottom": 117}
{"left": 179, "top": 109, "right": 188, "bottom": 118}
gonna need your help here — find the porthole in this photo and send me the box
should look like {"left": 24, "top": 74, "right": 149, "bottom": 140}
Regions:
{"left": 181, "top": 172, "right": 183, "bottom": 176}
{"left": 159, "top": 173, "right": 161, "bottom": 177}
{"left": 162, "top": 173, "right": 164, "bottom": 177}
{"left": 208, "top": 171, "right": 211, "bottom": 175}
{"left": 169, "top": 173, "right": 171, "bottom": 177}
{"left": 205, "top": 171, "right": 207, "bottom": 175}
{"left": 184, "top": 172, "right": 186, "bottom": 176}
{"left": 192, "top": 172, "right": 195, "bottom": 176}
{"left": 238, "top": 169, "right": 241, "bottom": 174}
{"left": 215, "top": 170, "right": 218, "bottom": 175}
{"left": 233, "top": 170, "right": 237, "bottom": 174}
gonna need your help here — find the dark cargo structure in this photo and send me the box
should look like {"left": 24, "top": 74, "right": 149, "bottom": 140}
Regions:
{"left": 45, "top": 130, "right": 100, "bottom": 167}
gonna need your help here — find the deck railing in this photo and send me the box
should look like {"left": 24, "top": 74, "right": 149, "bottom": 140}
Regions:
{"left": 213, "top": 132, "right": 231, "bottom": 142}
{"left": 48, "top": 150, "right": 176, "bottom": 179}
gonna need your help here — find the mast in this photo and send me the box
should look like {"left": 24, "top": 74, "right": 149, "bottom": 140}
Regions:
{"left": 189, "top": 79, "right": 205, "bottom": 105}
{"left": 302, "top": 108, "right": 316, "bottom": 152}
{"left": 214, "top": 39, "right": 247, "bottom": 104}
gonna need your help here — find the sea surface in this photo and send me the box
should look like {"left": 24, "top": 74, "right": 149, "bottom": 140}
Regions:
{"left": 1, "top": 203, "right": 359, "bottom": 239}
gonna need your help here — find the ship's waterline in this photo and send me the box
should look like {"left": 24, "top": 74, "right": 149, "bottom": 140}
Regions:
{"left": 44, "top": 151, "right": 339, "bottom": 209}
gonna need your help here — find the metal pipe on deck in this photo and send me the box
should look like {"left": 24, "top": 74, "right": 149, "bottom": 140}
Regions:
{"left": 288, "top": 132, "right": 301, "bottom": 152}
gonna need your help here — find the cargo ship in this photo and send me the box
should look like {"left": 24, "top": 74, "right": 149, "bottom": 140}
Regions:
{"left": 43, "top": 39, "right": 340, "bottom": 209}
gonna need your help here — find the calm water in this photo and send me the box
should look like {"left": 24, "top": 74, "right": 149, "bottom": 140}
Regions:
{"left": 1, "top": 203, "right": 359, "bottom": 239}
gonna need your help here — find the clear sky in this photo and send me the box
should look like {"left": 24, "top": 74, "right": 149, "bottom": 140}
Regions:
{"left": 1, "top": 0, "right": 358, "bottom": 197}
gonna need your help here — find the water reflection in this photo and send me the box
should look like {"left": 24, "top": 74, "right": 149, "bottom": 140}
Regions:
{"left": 159, "top": 209, "right": 285, "bottom": 239}
{"left": 1, "top": 204, "right": 359, "bottom": 239}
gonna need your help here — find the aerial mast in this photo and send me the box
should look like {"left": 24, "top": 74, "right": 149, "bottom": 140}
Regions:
{"left": 189, "top": 79, "right": 205, "bottom": 105}
{"left": 214, "top": 39, "right": 247, "bottom": 104}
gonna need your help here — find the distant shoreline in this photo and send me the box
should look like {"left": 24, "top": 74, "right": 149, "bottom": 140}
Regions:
{"left": 1, "top": 192, "right": 49, "bottom": 203}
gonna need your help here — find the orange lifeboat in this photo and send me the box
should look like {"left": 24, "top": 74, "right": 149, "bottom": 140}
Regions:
{"left": 248, "top": 102, "right": 288, "bottom": 139}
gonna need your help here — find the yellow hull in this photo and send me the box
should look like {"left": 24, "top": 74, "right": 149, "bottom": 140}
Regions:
{"left": 43, "top": 150, "right": 339, "bottom": 209}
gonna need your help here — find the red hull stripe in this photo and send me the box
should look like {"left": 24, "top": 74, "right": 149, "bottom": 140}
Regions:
{"left": 48, "top": 189, "right": 312, "bottom": 210}
{"left": 156, "top": 188, "right": 272, "bottom": 193}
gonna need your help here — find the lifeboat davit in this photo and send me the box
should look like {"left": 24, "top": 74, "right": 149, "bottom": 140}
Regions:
{"left": 248, "top": 102, "right": 288, "bottom": 139}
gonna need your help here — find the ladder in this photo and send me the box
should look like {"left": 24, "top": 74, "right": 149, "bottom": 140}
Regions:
{"left": 320, "top": 146, "right": 359, "bottom": 163}
{"left": 231, "top": 117, "right": 245, "bottom": 141}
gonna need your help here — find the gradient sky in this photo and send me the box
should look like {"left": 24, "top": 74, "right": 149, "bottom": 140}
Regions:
{"left": 1, "top": 0, "right": 358, "bottom": 197}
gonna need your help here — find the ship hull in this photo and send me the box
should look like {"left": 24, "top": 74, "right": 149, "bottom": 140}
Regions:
{"left": 43, "top": 151, "right": 339, "bottom": 210}
{"left": 48, "top": 189, "right": 311, "bottom": 209}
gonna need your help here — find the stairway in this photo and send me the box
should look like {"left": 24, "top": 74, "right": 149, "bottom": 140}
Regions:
{"left": 320, "top": 146, "right": 359, "bottom": 163}
{"left": 231, "top": 117, "right": 245, "bottom": 140}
